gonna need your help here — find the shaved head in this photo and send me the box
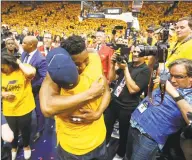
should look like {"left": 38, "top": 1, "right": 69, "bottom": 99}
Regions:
{"left": 22, "top": 36, "right": 38, "bottom": 53}
{"left": 23, "top": 36, "right": 38, "bottom": 47}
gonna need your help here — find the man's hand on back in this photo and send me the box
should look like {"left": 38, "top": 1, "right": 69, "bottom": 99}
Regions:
{"left": 87, "top": 75, "right": 105, "bottom": 99}
{"left": 70, "top": 108, "right": 100, "bottom": 124}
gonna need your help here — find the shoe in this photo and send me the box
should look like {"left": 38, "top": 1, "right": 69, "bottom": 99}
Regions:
{"left": 24, "top": 149, "right": 31, "bottom": 159}
{"left": 113, "top": 154, "right": 123, "bottom": 160}
{"left": 11, "top": 148, "right": 18, "bottom": 160}
{"left": 106, "top": 143, "right": 110, "bottom": 148}
{"left": 111, "top": 128, "right": 120, "bottom": 139}
{"left": 33, "top": 131, "right": 43, "bottom": 142}
{"left": 114, "top": 121, "right": 119, "bottom": 129}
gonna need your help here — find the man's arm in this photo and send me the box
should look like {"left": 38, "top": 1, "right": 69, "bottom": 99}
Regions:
{"left": 95, "top": 75, "right": 111, "bottom": 117}
{"left": 108, "top": 54, "right": 118, "bottom": 82}
{"left": 17, "top": 59, "right": 36, "bottom": 80}
{"left": 38, "top": 58, "right": 47, "bottom": 84}
{"left": 39, "top": 73, "right": 105, "bottom": 117}
{"left": 166, "top": 81, "right": 192, "bottom": 124}
{"left": 124, "top": 66, "right": 141, "bottom": 94}
{"left": 71, "top": 75, "right": 111, "bottom": 123}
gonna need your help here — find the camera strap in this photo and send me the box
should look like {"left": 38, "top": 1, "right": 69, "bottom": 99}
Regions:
{"left": 148, "top": 59, "right": 168, "bottom": 106}
{"left": 171, "top": 36, "right": 192, "bottom": 55}
{"left": 148, "top": 64, "right": 162, "bottom": 106}
{"left": 148, "top": 73, "right": 167, "bottom": 106}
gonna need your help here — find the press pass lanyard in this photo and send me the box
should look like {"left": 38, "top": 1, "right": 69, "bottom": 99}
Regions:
{"left": 171, "top": 36, "right": 192, "bottom": 55}
{"left": 114, "top": 77, "right": 126, "bottom": 97}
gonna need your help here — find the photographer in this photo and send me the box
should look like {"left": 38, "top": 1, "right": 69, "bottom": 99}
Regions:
{"left": 125, "top": 58, "right": 192, "bottom": 160}
{"left": 105, "top": 45, "right": 151, "bottom": 160}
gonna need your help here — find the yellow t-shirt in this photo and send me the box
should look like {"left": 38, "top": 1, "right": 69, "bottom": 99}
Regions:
{"left": 55, "top": 53, "right": 106, "bottom": 155}
{"left": 2, "top": 68, "right": 35, "bottom": 116}
{"left": 166, "top": 38, "right": 192, "bottom": 67}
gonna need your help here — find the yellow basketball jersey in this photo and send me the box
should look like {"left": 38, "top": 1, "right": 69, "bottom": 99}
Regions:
{"left": 55, "top": 53, "right": 106, "bottom": 155}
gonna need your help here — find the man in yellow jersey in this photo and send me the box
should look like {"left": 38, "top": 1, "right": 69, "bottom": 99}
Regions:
{"left": 166, "top": 16, "right": 192, "bottom": 67}
{"left": 40, "top": 35, "right": 111, "bottom": 160}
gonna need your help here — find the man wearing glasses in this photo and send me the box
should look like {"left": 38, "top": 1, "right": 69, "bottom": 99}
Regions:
{"left": 125, "top": 58, "right": 192, "bottom": 160}
{"left": 38, "top": 33, "right": 54, "bottom": 57}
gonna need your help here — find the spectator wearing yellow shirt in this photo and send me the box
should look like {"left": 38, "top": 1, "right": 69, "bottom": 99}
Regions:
{"left": 166, "top": 16, "right": 192, "bottom": 67}
{"left": 2, "top": 54, "right": 36, "bottom": 160}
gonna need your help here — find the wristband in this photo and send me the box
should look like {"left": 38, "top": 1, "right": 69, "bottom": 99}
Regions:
{"left": 173, "top": 94, "right": 184, "bottom": 102}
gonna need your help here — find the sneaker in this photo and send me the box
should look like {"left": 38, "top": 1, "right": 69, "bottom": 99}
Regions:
{"left": 11, "top": 148, "right": 18, "bottom": 160}
{"left": 113, "top": 154, "right": 123, "bottom": 160}
{"left": 106, "top": 143, "right": 110, "bottom": 148}
{"left": 111, "top": 128, "right": 120, "bottom": 139}
{"left": 114, "top": 121, "right": 119, "bottom": 129}
{"left": 24, "top": 149, "right": 31, "bottom": 159}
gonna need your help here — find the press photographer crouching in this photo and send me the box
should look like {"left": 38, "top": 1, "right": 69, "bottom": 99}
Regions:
{"left": 124, "top": 58, "right": 192, "bottom": 160}
{"left": 105, "top": 45, "right": 151, "bottom": 159}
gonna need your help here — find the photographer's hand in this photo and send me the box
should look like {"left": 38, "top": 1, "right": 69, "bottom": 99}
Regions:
{"left": 165, "top": 80, "right": 192, "bottom": 124}
{"left": 111, "top": 54, "right": 117, "bottom": 65}
{"left": 153, "top": 76, "right": 160, "bottom": 84}
{"left": 117, "top": 60, "right": 127, "bottom": 70}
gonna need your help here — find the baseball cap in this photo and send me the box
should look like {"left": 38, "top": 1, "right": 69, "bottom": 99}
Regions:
{"left": 46, "top": 47, "right": 79, "bottom": 89}
{"left": 146, "top": 26, "right": 154, "bottom": 32}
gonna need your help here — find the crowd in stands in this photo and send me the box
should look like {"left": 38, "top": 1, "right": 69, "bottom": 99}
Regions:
{"left": 1, "top": 1, "right": 192, "bottom": 160}
{"left": 2, "top": 1, "right": 192, "bottom": 39}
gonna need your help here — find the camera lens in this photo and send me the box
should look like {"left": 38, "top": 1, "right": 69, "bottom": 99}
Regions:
{"left": 116, "top": 55, "right": 124, "bottom": 63}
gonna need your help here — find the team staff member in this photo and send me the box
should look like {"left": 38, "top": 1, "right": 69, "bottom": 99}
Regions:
{"left": 2, "top": 54, "right": 36, "bottom": 160}
{"left": 21, "top": 36, "right": 47, "bottom": 142}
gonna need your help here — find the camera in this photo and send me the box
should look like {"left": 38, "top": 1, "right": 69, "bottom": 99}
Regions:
{"left": 182, "top": 112, "right": 192, "bottom": 139}
{"left": 116, "top": 54, "right": 126, "bottom": 63}
{"left": 113, "top": 53, "right": 128, "bottom": 64}
{"left": 137, "top": 45, "right": 157, "bottom": 57}
{"left": 160, "top": 23, "right": 170, "bottom": 42}
{"left": 126, "top": 22, "right": 170, "bottom": 63}
{"left": 136, "top": 23, "right": 170, "bottom": 63}
{"left": 137, "top": 41, "right": 169, "bottom": 63}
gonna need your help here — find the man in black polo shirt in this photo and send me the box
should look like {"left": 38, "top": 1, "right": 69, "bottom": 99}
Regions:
{"left": 105, "top": 45, "right": 151, "bottom": 160}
